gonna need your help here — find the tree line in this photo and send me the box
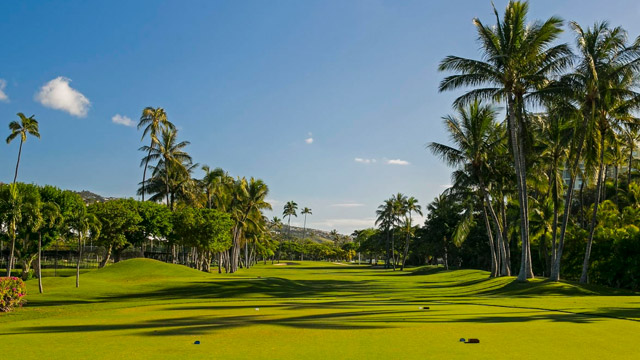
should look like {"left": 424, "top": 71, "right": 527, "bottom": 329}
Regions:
{"left": 348, "top": 1, "right": 640, "bottom": 289}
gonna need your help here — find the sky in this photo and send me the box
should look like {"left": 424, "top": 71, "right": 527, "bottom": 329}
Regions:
{"left": 2, "top": 0, "right": 640, "bottom": 234}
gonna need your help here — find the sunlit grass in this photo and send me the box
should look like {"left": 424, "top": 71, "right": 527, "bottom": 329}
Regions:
{"left": 1, "top": 259, "right": 639, "bottom": 359}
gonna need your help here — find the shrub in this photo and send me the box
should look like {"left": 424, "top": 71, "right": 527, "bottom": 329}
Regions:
{"left": 0, "top": 277, "right": 27, "bottom": 312}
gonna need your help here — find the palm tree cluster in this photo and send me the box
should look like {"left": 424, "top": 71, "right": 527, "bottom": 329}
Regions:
{"left": 375, "top": 193, "right": 422, "bottom": 271}
{"left": 136, "top": 107, "right": 274, "bottom": 273}
{"left": 434, "top": 0, "right": 640, "bottom": 283}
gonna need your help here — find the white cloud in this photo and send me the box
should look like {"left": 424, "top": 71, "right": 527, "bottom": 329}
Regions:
{"left": 112, "top": 114, "right": 134, "bottom": 127}
{"left": 387, "top": 159, "right": 410, "bottom": 165}
{"left": 331, "top": 203, "right": 364, "bottom": 208}
{"left": 35, "top": 77, "right": 90, "bottom": 117}
{"left": 0, "top": 79, "right": 8, "bottom": 102}
{"left": 354, "top": 157, "right": 376, "bottom": 164}
{"left": 305, "top": 132, "right": 314, "bottom": 144}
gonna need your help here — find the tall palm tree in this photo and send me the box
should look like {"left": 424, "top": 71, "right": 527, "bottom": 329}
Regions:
{"left": 139, "top": 127, "right": 192, "bottom": 210}
{"left": 438, "top": 1, "right": 571, "bottom": 281}
{"left": 138, "top": 107, "right": 174, "bottom": 202}
{"left": 227, "top": 177, "right": 272, "bottom": 272}
{"left": 283, "top": 201, "right": 298, "bottom": 239}
{"left": 201, "top": 166, "right": 227, "bottom": 209}
{"left": 546, "top": 22, "right": 640, "bottom": 282}
{"left": 400, "top": 196, "right": 422, "bottom": 271}
{"left": 301, "top": 207, "right": 312, "bottom": 239}
{"left": 375, "top": 198, "right": 394, "bottom": 269}
{"left": 429, "top": 101, "right": 507, "bottom": 277}
{"left": 6, "top": 113, "right": 40, "bottom": 184}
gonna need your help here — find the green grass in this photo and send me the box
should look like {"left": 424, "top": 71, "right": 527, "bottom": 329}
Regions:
{"left": 2, "top": 259, "right": 639, "bottom": 359}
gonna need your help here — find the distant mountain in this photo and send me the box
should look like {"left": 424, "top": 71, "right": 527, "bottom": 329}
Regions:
{"left": 271, "top": 223, "right": 348, "bottom": 243}
{"left": 74, "top": 190, "right": 118, "bottom": 204}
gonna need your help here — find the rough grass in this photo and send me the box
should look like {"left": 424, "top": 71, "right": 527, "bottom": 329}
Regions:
{"left": 1, "top": 259, "right": 639, "bottom": 359}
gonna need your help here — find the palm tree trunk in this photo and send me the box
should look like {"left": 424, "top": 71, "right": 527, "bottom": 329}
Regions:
{"left": 303, "top": 214, "right": 307, "bottom": 239}
{"left": 76, "top": 234, "right": 82, "bottom": 288}
{"left": 38, "top": 232, "right": 43, "bottom": 293}
{"left": 12, "top": 139, "right": 23, "bottom": 184}
{"left": 580, "top": 135, "right": 606, "bottom": 284}
{"left": 551, "top": 109, "right": 591, "bottom": 281}
{"left": 507, "top": 96, "right": 532, "bottom": 281}
{"left": 391, "top": 230, "right": 396, "bottom": 271}
{"left": 628, "top": 140, "right": 634, "bottom": 187}
{"left": 500, "top": 198, "right": 511, "bottom": 274}
{"left": 401, "top": 214, "right": 412, "bottom": 271}
{"left": 614, "top": 165, "right": 619, "bottom": 207}
{"left": 141, "top": 146, "right": 152, "bottom": 201}
{"left": 482, "top": 203, "right": 498, "bottom": 278}
{"left": 6, "top": 229, "right": 16, "bottom": 277}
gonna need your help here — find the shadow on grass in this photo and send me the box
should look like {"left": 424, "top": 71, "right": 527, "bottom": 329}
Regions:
{"left": 98, "top": 277, "right": 389, "bottom": 303}
{"left": 16, "top": 304, "right": 630, "bottom": 337}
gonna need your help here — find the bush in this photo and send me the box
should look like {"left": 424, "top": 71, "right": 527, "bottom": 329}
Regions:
{"left": 0, "top": 277, "right": 27, "bottom": 312}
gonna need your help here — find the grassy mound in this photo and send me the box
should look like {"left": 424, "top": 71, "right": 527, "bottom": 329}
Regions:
{"left": 85, "top": 258, "right": 209, "bottom": 282}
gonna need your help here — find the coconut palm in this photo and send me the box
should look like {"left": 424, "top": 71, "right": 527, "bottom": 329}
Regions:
{"left": 138, "top": 107, "right": 174, "bottom": 202}
{"left": 400, "top": 196, "right": 422, "bottom": 271}
{"left": 429, "top": 101, "right": 507, "bottom": 277}
{"left": 139, "top": 127, "right": 192, "bottom": 210}
{"left": 283, "top": 201, "right": 298, "bottom": 239}
{"left": 438, "top": 0, "right": 571, "bottom": 281}
{"left": 546, "top": 22, "right": 640, "bottom": 282}
{"left": 375, "top": 198, "right": 395, "bottom": 269}
{"left": 301, "top": 207, "right": 312, "bottom": 239}
{"left": 6, "top": 113, "right": 40, "bottom": 184}
{"left": 201, "top": 166, "right": 227, "bottom": 209}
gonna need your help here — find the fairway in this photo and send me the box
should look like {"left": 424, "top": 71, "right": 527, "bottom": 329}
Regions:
{"left": 1, "top": 259, "right": 639, "bottom": 359}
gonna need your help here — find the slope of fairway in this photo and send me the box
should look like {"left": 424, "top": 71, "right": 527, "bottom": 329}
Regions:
{"left": 1, "top": 260, "right": 639, "bottom": 359}
{"left": 84, "top": 258, "right": 210, "bottom": 281}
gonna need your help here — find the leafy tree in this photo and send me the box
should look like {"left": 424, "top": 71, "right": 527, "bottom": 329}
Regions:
{"left": 89, "top": 199, "right": 142, "bottom": 267}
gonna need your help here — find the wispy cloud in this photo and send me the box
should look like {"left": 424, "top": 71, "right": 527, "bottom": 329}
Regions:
{"left": 386, "top": 159, "right": 410, "bottom": 165}
{"left": 0, "top": 79, "right": 8, "bottom": 102}
{"left": 112, "top": 114, "right": 134, "bottom": 127}
{"left": 354, "top": 157, "right": 376, "bottom": 164}
{"left": 331, "top": 203, "right": 364, "bottom": 208}
{"left": 305, "top": 132, "right": 313, "bottom": 144}
{"left": 35, "top": 76, "right": 90, "bottom": 117}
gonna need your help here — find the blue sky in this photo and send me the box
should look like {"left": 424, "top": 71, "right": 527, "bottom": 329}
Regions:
{"left": 2, "top": 0, "right": 640, "bottom": 233}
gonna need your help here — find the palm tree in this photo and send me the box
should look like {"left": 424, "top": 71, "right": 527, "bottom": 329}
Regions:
{"left": 438, "top": 1, "right": 571, "bottom": 281}
{"left": 301, "top": 207, "right": 312, "bottom": 239}
{"left": 546, "top": 22, "right": 640, "bottom": 282}
{"left": 138, "top": 107, "right": 174, "bottom": 202}
{"left": 400, "top": 196, "right": 422, "bottom": 271}
{"left": 139, "top": 127, "right": 192, "bottom": 210}
{"left": 6, "top": 113, "right": 40, "bottom": 184}
{"left": 429, "top": 101, "right": 507, "bottom": 277}
{"left": 375, "top": 198, "right": 394, "bottom": 269}
{"left": 201, "top": 166, "right": 227, "bottom": 209}
{"left": 227, "top": 177, "right": 272, "bottom": 272}
{"left": 283, "top": 201, "right": 298, "bottom": 239}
